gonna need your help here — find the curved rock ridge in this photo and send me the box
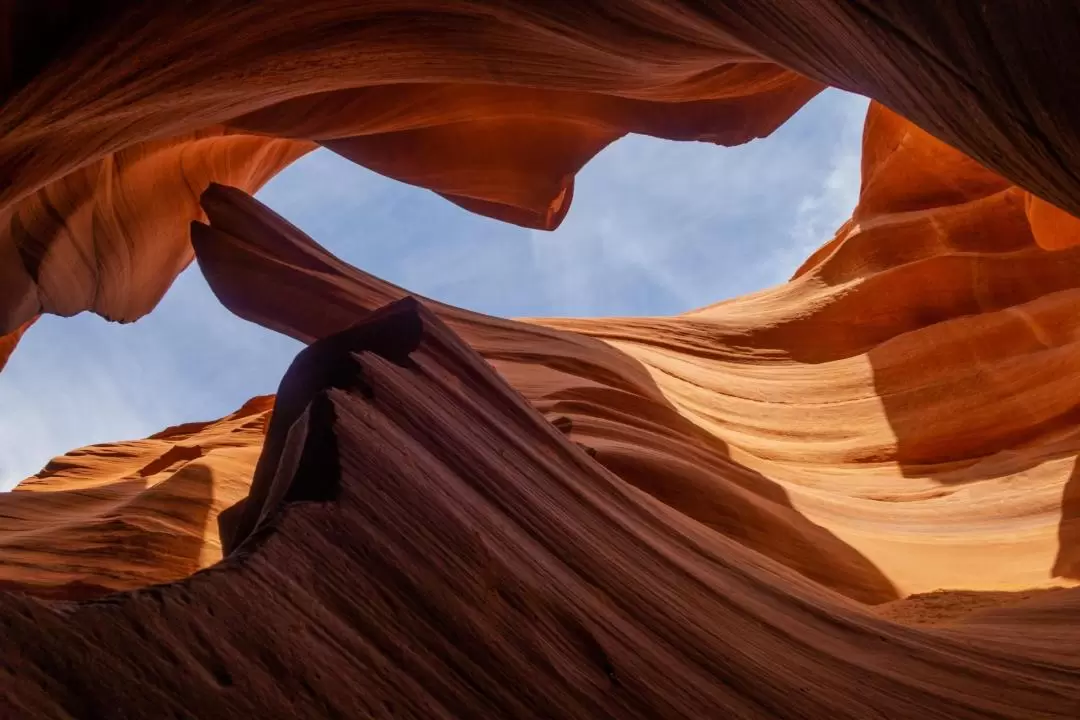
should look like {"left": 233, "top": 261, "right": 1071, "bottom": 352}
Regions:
{"left": 552, "top": 106, "right": 1080, "bottom": 598}
{"left": 0, "top": 128, "right": 312, "bottom": 333}
{"left": 5, "top": 2, "right": 1080, "bottom": 352}
{"left": 0, "top": 396, "right": 271, "bottom": 599}
{"left": 5, "top": 300, "right": 1080, "bottom": 718}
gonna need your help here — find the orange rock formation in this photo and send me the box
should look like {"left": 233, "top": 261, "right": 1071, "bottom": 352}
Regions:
{"left": 4, "top": 2, "right": 1080, "bottom": 718}
{"left": 0, "top": 397, "right": 271, "bottom": 599}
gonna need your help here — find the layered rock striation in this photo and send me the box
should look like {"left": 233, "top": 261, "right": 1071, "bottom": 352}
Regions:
{"left": 5, "top": 2, "right": 1080, "bottom": 717}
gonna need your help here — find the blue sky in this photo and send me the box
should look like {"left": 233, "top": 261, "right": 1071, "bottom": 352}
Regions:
{"left": 0, "top": 89, "right": 868, "bottom": 489}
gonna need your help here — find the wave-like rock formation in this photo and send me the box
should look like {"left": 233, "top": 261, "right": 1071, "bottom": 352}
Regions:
{"left": 5, "top": 3, "right": 1080, "bottom": 343}
{"left": 5, "top": 298, "right": 1080, "bottom": 718}
{"left": 6, "top": 163, "right": 1080, "bottom": 713}
{"left": 6, "top": 1, "right": 1080, "bottom": 717}
{"left": 0, "top": 397, "right": 271, "bottom": 599}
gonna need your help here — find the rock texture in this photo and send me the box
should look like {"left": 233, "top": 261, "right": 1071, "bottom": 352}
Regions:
{"left": 5, "top": 1, "right": 1080, "bottom": 718}
{"left": 190, "top": 123, "right": 1080, "bottom": 602}
{"left": 5, "top": 300, "right": 1080, "bottom": 719}
{"left": 6, "top": 164, "right": 1080, "bottom": 712}
{"left": 5, "top": 3, "right": 1080, "bottom": 343}
{"left": 0, "top": 397, "right": 271, "bottom": 599}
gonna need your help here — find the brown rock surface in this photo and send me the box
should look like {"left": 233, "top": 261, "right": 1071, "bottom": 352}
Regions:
{"left": 5, "top": 1, "right": 1080, "bottom": 717}
{"left": 9, "top": 168, "right": 1080, "bottom": 711}
{"left": 0, "top": 397, "right": 271, "bottom": 599}
{"left": 190, "top": 118, "right": 1080, "bottom": 601}
{"left": 5, "top": 300, "right": 1080, "bottom": 718}
{"left": 5, "top": 2, "right": 1080, "bottom": 341}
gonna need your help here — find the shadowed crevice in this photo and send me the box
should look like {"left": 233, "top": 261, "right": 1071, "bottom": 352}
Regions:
{"left": 1053, "top": 460, "right": 1080, "bottom": 580}
{"left": 221, "top": 299, "right": 424, "bottom": 555}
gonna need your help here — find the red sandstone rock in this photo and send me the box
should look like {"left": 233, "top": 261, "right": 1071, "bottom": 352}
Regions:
{"left": 5, "top": 3, "right": 1080, "bottom": 345}
{"left": 0, "top": 397, "right": 271, "bottom": 598}
{"left": 5, "top": 301, "right": 1080, "bottom": 718}
{"left": 5, "top": 2, "right": 1080, "bottom": 717}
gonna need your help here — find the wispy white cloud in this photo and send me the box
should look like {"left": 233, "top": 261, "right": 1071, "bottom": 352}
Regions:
{"left": 761, "top": 95, "right": 866, "bottom": 281}
{"left": 524, "top": 90, "right": 868, "bottom": 314}
{"left": 0, "top": 89, "right": 868, "bottom": 488}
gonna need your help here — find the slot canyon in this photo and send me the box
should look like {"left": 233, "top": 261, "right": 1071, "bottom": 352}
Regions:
{"left": 3, "top": 2, "right": 1080, "bottom": 717}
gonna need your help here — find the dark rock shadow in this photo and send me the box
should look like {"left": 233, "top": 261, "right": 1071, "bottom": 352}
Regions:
{"left": 1053, "top": 460, "right": 1080, "bottom": 579}
{"left": 864, "top": 283, "right": 1080, "bottom": 587}
{"left": 545, "top": 393, "right": 899, "bottom": 605}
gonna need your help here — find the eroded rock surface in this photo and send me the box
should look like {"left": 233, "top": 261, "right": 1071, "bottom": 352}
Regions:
{"left": 5, "top": 2, "right": 1080, "bottom": 717}
{"left": 5, "top": 3, "right": 1080, "bottom": 343}
{"left": 6, "top": 301, "right": 1080, "bottom": 718}
{"left": 0, "top": 398, "right": 270, "bottom": 598}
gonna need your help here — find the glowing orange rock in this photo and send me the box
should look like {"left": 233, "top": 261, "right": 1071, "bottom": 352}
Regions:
{"left": 0, "top": 397, "right": 271, "bottom": 598}
{"left": 0, "top": 316, "right": 34, "bottom": 372}
{"left": 1027, "top": 194, "right": 1080, "bottom": 250}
